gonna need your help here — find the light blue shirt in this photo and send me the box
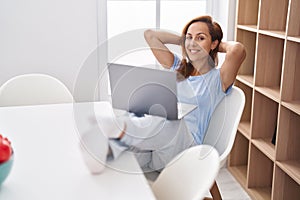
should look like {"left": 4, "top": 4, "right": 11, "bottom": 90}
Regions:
{"left": 171, "top": 54, "right": 231, "bottom": 144}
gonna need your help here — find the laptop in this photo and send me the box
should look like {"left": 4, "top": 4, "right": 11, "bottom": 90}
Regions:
{"left": 108, "top": 63, "right": 197, "bottom": 120}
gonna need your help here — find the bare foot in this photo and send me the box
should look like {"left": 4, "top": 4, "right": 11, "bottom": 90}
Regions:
{"left": 117, "top": 123, "right": 127, "bottom": 140}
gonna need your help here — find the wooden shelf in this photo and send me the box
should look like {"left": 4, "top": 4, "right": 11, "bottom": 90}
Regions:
{"left": 259, "top": 30, "right": 286, "bottom": 39}
{"left": 252, "top": 138, "right": 275, "bottom": 161}
{"left": 237, "top": 24, "right": 258, "bottom": 32}
{"left": 281, "top": 41, "right": 300, "bottom": 109}
{"left": 236, "top": 75, "right": 254, "bottom": 87}
{"left": 255, "top": 34, "right": 284, "bottom": 93}
{"left": 238, "top": 121, "right": 251, "bottom": 139}
{"left": 259, "top": 0, "right": 289, "bottom": 32}
{"left": 276, "top": 160, "right": 300, "bottom": 185}
{"left": 230, "top": 1, "right": 300, "bottom": 199}
{"left": 287, "top": 0, "right": 300, "bottom": 39}
{"left": 234, "top": 81, "right": 253, "bottom": 139}
{"left": 255, "top": 86, "right": 280, "bottom": 103}
{"left": 248, "top": 145, "right": 273, "bottom": 188}
{"left": 229, "top": 132, "right": 249, "bottom": 164}
{"left": 281, "top": 101, "right": 300, "bottom": 116}
{"left": 248, "top": 187, "right": 272, "bottom": 200}
{"left": 252, "top": 91, "right": 278, "bottom": 140}
{"left": 236, "top": 29, "right": 256, "bottom": 80}
{"left": 273, "top": 165, "right": 300, "bottom": 200}
{"left": 236, "top": 0, "right": 259, "bottom": 26}
{"left": 287, "top": 36, "right": 300, "bottom": 43}
{"left": 228, "top": 165, "right": 248, "bottom": 186}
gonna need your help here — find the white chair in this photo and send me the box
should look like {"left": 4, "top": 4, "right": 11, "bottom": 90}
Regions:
{"left": 203, "top": 86, "right": 245, "bottom": 200}
{"left": 0, "top": 74, "right": 73, "bottom": 106}
{"left": 152, "top": 145, "right": 220, "bottom": 200}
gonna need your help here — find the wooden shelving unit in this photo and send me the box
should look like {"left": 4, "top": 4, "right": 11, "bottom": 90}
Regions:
{"left": 228, "top": 0, "right": 300, "bottom": 199}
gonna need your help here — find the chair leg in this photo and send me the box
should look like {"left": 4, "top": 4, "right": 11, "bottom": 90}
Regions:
{"left": 210, "top": 181, "right": 222, "bottom": 200}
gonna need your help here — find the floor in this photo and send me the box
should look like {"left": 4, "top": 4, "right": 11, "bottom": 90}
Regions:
{"left": 209, "top": 167, "right": 251, "bottom": 200}
{"left": 145, "top": 167, "right": 252, "bottom": 200}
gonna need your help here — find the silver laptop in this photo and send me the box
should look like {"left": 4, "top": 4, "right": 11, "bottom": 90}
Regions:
{"left": 108, "top": 63, "right": 197, "bottom": 120}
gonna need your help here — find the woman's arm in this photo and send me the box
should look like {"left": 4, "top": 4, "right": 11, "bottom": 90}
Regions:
{"left": 219, "top": 41, "right": 246, "bottom": 91}
{"left": 144, "top": 29, "right": 181, "bottom": 69}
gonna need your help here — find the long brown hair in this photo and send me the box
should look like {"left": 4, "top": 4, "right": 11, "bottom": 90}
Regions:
{"left": 177, "top": 16, "right": 223, "bottom": 79}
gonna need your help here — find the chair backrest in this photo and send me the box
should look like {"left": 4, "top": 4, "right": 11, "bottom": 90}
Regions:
{"left": 203, "top": 86, "right": 245, "bottom": 167}
{"left": 0, "top": 74, "right": 73, "bottom": 106}
{"left": 152, "top": 145, "right": 220, "bottom": 200}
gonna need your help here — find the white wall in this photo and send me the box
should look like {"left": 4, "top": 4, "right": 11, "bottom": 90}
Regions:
{"left": 207, "top": 0, "right": 236, "bottom": 41}
{"left": 0, "top": 0, "right": 236, "bottom": 101}
{"left": 0, "top": 0, "right": 99, "bottom": 101}
{"left": 207, "top": 0, "right": 237, "bottom": 66}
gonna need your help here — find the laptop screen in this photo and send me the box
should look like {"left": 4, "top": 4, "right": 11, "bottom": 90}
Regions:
{"left": 108, "top": 63, "right": 178, "bottom": 119}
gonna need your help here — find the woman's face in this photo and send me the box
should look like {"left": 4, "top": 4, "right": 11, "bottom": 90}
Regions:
{"left": 184, "top": 21, "right": 213, "bottom": 63}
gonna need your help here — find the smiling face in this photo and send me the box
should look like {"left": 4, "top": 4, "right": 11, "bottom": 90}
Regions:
{"left": 177, "top": 16, "right": 223, "bottom": 78}
{"left": 184, "top": 21, "right": 215, "bottom": 64}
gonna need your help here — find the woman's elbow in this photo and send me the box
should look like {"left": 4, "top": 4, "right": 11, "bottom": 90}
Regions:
{"left": 233, "top": 42, "right": 246, "bottom": 61}
{"left": 144, "top": 29, "right": 155, "bottom": 41}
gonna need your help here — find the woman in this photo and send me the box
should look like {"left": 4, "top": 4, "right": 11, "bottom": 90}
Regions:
{"left": 143, "top": 15, "right": 246, "bottom": 144}
{"left": 83, "top": 15, "right": 246, "bottom": 172}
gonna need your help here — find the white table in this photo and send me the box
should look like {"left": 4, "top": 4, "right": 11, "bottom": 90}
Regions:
{"left": 0, "top": 102, "right": 156, "bottom": 200}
